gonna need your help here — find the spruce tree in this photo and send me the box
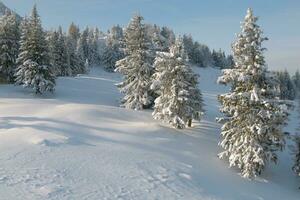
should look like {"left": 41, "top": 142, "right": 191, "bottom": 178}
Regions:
{"left": 293, "top": 136, "right": 300, "bottom": 177}
{"left": 115, "top": 14, "right": 153, "bottom": 110}
{"left": 292, "top": 100, "right": 300, "bottom": 178}
{"left": 102, "top": 31, "right": 124, "bottom": 72}
{"left": 0, "top": 10, "right": 20, "bottom": 82}
{"left": 66, "top": 23, "right": 82, "bottom": 75}
{"left": 87, "top": 28, "right": 100, "bottom": 66}
{"left": 293, "top": 70, "right": 300, "bottom": 95}
{"left": 152, "top": 37, "right": 203, "bottom": 129}
{"left": 15, "top": 5, "right": 55, "bottom": 94}
{"left": 217, "top": 8, "right": 288, "bottom": 179}
{"left": 56, "top": 27, "right": 70, "bottom": 76}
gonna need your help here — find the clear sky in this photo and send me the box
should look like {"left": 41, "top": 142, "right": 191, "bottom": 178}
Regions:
{"left": 2, "top": 0, "right": 300, "bottom": 73}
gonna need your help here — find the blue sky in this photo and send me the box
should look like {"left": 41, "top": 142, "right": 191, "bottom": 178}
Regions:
{"left": 3, "top": 0, "right": 300, "bottom": 73}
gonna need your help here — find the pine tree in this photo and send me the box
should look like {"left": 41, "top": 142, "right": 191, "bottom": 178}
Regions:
{"left": 217, "top": 8, "right": 288, "bottom": 179}
{"left": 87, "top": 28, "right": 101, "bottom": 66}
{"left": 0, "top": 10, "right": 20, "bottom": 82}
{"left": 293, "top": 70, "right": 300, "bottom": 95}
{"left": 115, "top": 14, "right": 153, "bottom": 110}
{"left": 75, "top": 36, "right": 86, "bottom": 74}
{"left": 292, "top": 100, "right": 300, "bottom": 178}
{"left": 276, "top": 70, "right": 296, "bottom": 100}
{"left": 160, "top": 26, "right": 175, "bottom": 51}
{"left": 102, "top": 29, "right": 124, "bottom": 72}
{"left": 66, "top": 23, "right": 82, "bottom": 75}
{"left": 56, "top": 27, "right": 70, "bottom": 76}
{"left": 15, "top": 6, "right": 55, "bottom": 94}
{"left": 293, "top": 136, "right": 300, "bottom": 177}
{"left": 151, "top": 37, "right": 203, "bottom": 129}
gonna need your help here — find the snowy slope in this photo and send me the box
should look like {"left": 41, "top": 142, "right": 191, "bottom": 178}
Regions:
{"left": 0, "top": 67, "right": 299, "bottom": 200}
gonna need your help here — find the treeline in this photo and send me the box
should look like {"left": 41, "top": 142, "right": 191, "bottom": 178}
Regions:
{"left": 0, "top": 5, "right": 232, "bottom": 93}
{"left": 275, "top": 70, "right": 300, "bottom": 100}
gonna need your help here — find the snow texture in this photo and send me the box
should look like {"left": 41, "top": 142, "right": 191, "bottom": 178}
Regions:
{"left": 0, "top": 66, "right": 299, "bottom": 199}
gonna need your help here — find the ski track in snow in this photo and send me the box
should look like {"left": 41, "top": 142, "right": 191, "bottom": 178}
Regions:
{"left": 0, "top": 67, "right": 299, "bottom": 200}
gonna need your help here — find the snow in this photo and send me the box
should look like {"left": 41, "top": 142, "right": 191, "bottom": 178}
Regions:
{"left": 0, "top": 66, "right": 299, "bottom": 199}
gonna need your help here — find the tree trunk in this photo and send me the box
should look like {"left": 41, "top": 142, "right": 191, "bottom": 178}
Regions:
{"left": 188, "top": 119, "right": 192, "bottom": 127}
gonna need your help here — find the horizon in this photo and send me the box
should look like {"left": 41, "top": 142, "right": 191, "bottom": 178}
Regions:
{"left": 2, "top": 0, "right": 300, "bottom": 73}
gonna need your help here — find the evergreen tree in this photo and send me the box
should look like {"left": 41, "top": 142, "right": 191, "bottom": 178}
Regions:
{"left": 87, "top": 28, "right": 101, "bottom": 66}
{"left": 292, "top": 100, "right": 300, "bottom": 178}
{"left": 152, "top": 37, "right": 203, "bottom": 128}
{"left": 115, "top": 14, "right": 153, "bottom": 110}
{"left": 15, "top": 5, "right": 55, "bottom": 94}
{"left": 0, "top": 10, "right": 20, "bottom": 82}
{"left": 217, "top": 8, "right": 288, "bottom": 179}
{"left": 293, "top": 70, "right": 300, "bottom": 95}
{"left": 293, "top": 136, "right": 300, "bottom": 177}
{"left": 160, "top": 26, "right": 175, "bottom": 51}
{"left": 75, "top": 36, "right": 86, "bottom": 74}
{"left": 66, "top": 23, "right": 82, "bottom": 75}
{"left": 102, "top": 28, "right": 124, "bottom": 71}
{"left": 276, "top": 70, "right": 296, "bottom": 100}
{"left": 56, "top": 27, "right": 70, "bottom": 76}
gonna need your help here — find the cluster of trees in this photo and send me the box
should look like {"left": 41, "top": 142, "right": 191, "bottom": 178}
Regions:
{"left": 0, "top": 6, "right": 107, "bottom": 93}
{"left": 275, "top": 70, "right": 300, "bottom": 100}
{"left": 115, "top": 15, "right": 204, "bottom": 129}
{"left": 0, "top": 5, "right": 227, "bottom": 94}
{"left": 1, "top": 4, "right": 299, "bottom": 183}
{"left": 116, "top": 9, "right": 300, "bottom": 180}
{"left": 182, "top": 34, "right": 233, "bottom": 68}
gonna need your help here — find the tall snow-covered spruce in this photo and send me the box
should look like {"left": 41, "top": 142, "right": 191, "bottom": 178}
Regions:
{"left": 0, "top": 10, "right": 20, "bottom": 82}
{"left": 151, "top": 37, "right": 203, "bottom": 129}
{"left": 115, "top": 14, "right": 153, "bottom": 110}
{"left": 15, "top": 5, "right": 55, "bottom": 94}
{"left": 217, "top": 8, "right": 288, "bottom": 179}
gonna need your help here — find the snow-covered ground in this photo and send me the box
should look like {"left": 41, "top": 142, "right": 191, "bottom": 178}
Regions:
{"left": 0, "top": 67, "right": 299, "bottom": 200}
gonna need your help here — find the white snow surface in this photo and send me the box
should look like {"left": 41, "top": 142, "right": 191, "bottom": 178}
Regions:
{"left": 0, "top": 66, "right": 299, "bottom": 200}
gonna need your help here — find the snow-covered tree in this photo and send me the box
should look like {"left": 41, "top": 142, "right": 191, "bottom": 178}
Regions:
{"left": 75, "top": 36, "right": 86, "bottom": 74}
{"left": 212, "top": 49, "right": 227, "bottom": 68}
{"left": 293, "top": 136, "right": 300, "bottom": 177}
{"left": 102, "top": 28, "right": 124, "bottom": 71}
{"left": 87, "top": 28, "right": 101, "bottom": 66}
{"left": 160, "top": 26, "right": 175, "bottom": 50}
{"left": 217, "top": 8, "right": 288, "bottom": 179}
{"left": 0, "top": 10, "right": 20, "bottom": 82}
{"left": 47, "top": 27, "right": 69, "bottom": 76}
{"left": 293, "top": 70, "right": 300, "bottom": 95}
{"left": 292, "top": 100, "right": 300, "bottom": 178}
{"left": 276, "top": 70, "right": 296, "bottom": 100}
{"left": 15, "top": 6, "right": 55, "bottom": 94}
{"left": 152, "top": 37, "right": 204, "bottom": 129}
{"left": 66, "top": 23, "right": 82, "bottom": 75}
{"left": 115, "top": 14, "right": 153, "bottom": 110}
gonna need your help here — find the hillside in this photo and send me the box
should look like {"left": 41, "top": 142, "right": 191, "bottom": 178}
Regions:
{"left": 0, "top": 67, "right": 299, "bottom": 200}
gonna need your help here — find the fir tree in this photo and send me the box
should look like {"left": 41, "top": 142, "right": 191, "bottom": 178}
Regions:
{"left": 15, "top": 5, "right": 55, "bottom": 94}
{"left": 217, "top": 8, "right": 288, "bottom": 179}
{"left": 102, "top": 30, "right": 124, "bottom": 71}
{"left": 292, "top": 100, "right": 300, "bottom": 178}
{"left": 87, "top": 28, "right": 101, "bottom": 66}
{"left": 0, "top": 10, "right": 20, "bottom": 82}
{"left": 115, "top": 14, "right": 153, "bottom": 110}
{"left": 293, "top": 135, "right": 300, "bottom": 177}
{"left": 151, "top": 37, "right": 204, "bottom": 129}
{"left": 66, "top": 23, "right": 82, "bottom": 75}
{"left": 75, "top": 36, "right": 86, "bottom": 74}
{"left": 293, "top": 70, "right": 300, "bottom": 95}
{"left": 56, "top": 27, "right": 70, "bottom": 76}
